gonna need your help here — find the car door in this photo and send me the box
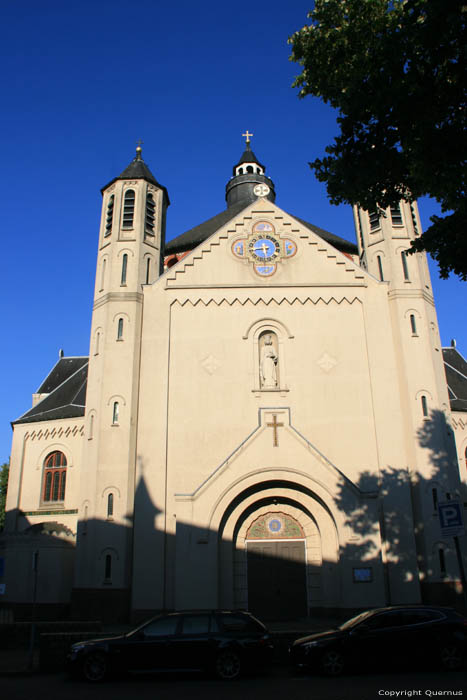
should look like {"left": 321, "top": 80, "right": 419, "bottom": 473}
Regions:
{"left": 124, "top": 614, "right": 180, "bottom": 672}
{"left": 346, "top": 611, "right": 412, "bottom": 670}
{"left": 169, "top": 613, "right": 216, "bottom": 670}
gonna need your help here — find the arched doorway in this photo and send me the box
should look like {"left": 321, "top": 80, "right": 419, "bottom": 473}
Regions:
{"left": 245, "top": 511, "right": 308, "bottom": 619}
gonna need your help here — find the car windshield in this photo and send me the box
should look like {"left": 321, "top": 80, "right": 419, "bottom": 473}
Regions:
{"left": 339, "top": 611, "right": 373, "bottom": 630}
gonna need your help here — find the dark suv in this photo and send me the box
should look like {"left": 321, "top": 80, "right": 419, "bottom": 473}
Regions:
{"left": 67, "top": 610, "right": 273, "bottom": 681}
{"left": 290, "top": 606, "right": 467, "bottom": 676}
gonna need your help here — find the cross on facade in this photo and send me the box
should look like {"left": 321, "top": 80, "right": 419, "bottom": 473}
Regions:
{"left": 266, "top": 414, "right": 284, "bottom": 447}
{"left": 242, "top": 130, "right": 253, "bottom": 143}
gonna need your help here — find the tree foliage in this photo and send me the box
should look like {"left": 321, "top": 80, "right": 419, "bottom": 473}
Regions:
{"left": 289, "top": 0, "right": 466, "bottom": 279}
{"left": 0, "top": 461, "right": 9, "bottom": 531}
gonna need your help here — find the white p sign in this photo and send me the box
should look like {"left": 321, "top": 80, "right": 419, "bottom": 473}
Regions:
{"left": 438, "top": 501, "right": 465, "bottom": 537}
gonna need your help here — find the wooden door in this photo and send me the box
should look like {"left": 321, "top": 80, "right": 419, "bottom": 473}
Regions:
{"left": 247, "top": 540, "right": 307, "bottom": 620}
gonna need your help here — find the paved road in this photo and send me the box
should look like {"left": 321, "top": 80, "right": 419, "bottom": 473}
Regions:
{"left": 1, "top": 667, "right": 465, "bottom": 700}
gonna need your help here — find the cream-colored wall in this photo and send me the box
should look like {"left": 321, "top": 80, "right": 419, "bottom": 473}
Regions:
{"left": 1, "top": 418, "right": 83, "bottom": 606}
{"left": 74, "top": 174, "right": 167, "bottom": 593}
{"left": 132, "top": 199, "right": 425, "bottom": 611}
{"left": 452, "top": 410, "right": 467, "bottom": 497}
{"left": 5, "top": 418, "right": 83, "bottom": 532}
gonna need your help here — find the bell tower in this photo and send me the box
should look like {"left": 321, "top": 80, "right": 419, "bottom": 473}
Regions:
{"left": 354, "top": 200, "right": 462, "bottom": 596}
{"left": 72, "top": 146, "right": 169, "bottom": 620}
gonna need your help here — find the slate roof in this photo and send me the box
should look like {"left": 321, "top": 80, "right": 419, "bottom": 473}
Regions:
{"left": 37, "top": 356, "right": 88, "bottom": 394}
{"left": 443, "top": 346, "right": 467, "bottom": 413}
{"left": 102, "top": 154, "right": 170, "bottom": 204}
{"left": 14, "top": 358, "right": 88, "bottom": 425}
{"left": 165, "top": 204, "right": 358, "bottom": 257}
{"left": 233, "top": 143, "right": 265, "bottom": 173}
{"left": 164, "top": 201, "right": 248, "bottom": 255}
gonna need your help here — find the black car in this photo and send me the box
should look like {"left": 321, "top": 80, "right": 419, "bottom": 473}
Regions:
{"left": 67, "top": 609, "right": 273, "bottom": 681}
{"left": 289, "top": 605, "right": 467, "bottom": 676}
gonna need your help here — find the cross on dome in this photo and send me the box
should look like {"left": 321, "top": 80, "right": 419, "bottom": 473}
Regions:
{"left": 242, "top": 130, "right": 253, "bottom": 144}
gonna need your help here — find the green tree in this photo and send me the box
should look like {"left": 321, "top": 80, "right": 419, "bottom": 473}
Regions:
{"left": 289, "top": 0, "right": 466, "bottom": 279}
{"left": 0, "top": 461, "right": 9, "bottom": 531}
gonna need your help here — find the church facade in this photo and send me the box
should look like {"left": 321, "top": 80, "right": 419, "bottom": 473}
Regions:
{"left": 2, "top": 141, "right": 466, "bottom": 622}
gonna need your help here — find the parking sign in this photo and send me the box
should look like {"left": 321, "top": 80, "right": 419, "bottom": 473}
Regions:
{"left": 438, "top": 501, "right": 465, "bottom": 537}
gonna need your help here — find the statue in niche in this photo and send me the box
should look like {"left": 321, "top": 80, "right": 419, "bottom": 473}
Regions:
{"left": 260, "top": 333, "right": 278, "bottom": 388}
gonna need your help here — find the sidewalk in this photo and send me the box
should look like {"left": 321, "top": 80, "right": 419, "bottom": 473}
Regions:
{"left": 0, "top": 617, "right": 343, "bottom": 676}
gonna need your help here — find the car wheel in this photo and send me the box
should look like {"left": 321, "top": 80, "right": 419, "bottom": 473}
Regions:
{"left": 320, "top": 649, "right": 345, "bottom": 676}
{"left": 82, "top": 652, "right": 108, "bottom": 682}
{"left": 440, "top": 644, "right": 464, "bottom": 671}
{"left": 215, "top": 649, "right": 241, "bottom": 680}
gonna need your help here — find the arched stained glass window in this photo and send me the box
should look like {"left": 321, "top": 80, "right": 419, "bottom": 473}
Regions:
{"left": 42, "top": 451, "right": 67, "bottom": 502}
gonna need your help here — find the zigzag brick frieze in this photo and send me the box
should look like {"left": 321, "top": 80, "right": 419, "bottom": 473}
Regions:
{"left": 26, "top": 423, "right": 85, "bottom": 442}
{"left": 172, "top": 295, "right": 362, "bottom": 308}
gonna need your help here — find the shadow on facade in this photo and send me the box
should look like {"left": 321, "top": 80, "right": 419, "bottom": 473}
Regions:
{"left": 333, "top": 409, "right": 465, "bottom": 610}
{"left": 1, "top": 411, "right": 465, "bottom": 624}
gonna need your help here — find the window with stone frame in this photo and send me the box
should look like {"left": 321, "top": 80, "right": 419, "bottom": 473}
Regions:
{"left": 122, "top": 189, "right": 135, "bottom": 228}
{"left": 42, "top": 451, "right": 67, "bottom": 502}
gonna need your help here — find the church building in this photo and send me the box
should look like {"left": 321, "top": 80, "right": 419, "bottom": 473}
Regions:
{"left": 1, "top": 138, "right": 466, "bottom": 622}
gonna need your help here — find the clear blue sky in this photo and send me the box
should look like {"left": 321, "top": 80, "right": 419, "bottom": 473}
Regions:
{"left": 1, "top": 0, "right": 465, "bottom": 464}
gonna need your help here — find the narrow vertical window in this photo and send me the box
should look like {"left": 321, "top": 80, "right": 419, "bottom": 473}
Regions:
{"left": 146, "top": 257, "right": 151, "bottom": 285}
{"left": 104, "top": 195, "right": 114, "bottom": 237}
{"left": 356, "top": 209, "right": 364, "bottom": 250}
{"left": 107, "top": 493, "right": 114, "bottom": 518}
{"left": 104, "top": 554, "right": 112, "bottom": 580}
{"left": 94, "top": 331, "right": 100, "bottom": 355}
{"left": 369, "top": 210, "right": 379, "bottom": 231}
{"left": 432, "top": 487, "right": 438, "bottom": 510}
{"left": 439, "top": 548, "right": 446, "bottom": 577}
{"left": 421, "top": 395, "right": 428, "bottom": 418}
{"left": 89, "top": 413, "right": 94, "bottom": 439}
{"left": 390, "top": 204, "right": 403, "bottom": 226}
{"left": 112, "top": 402, "right": 119, "bottom": 425}
{"left": 117, "top": 318, "right": 124, "bottom": 340}
{"left": 410, "top": 203, "right": 419, "bottom": 236}
{"left": 410, "top": 315, "right": 417, "bottom": 335}
{"left": 100, "top": 258, "right": 106, "bottom": 291}
{"left": 377, "top": 255, "right": 384, "bottom": 281}
{"left": 401, "top": 251, "right": 410, "bottom": 281}
{"left": 122, "top": 190, "right": 135, "bottom": 228}
{"left": 83, "top": 505, "right": 88, "bottom": 535}
{"left": 465, "top": 447, "right": 467, "bottom": 474}
{"left": 121, "top": 254, "right": 128, "bottom": 285}
{"left": 145, "top": 193, "right": 156, "bottom": 236}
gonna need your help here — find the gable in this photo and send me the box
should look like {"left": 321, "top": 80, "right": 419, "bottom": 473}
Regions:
{"left": 162, "top": 199, "right": 366, "bottom": 291}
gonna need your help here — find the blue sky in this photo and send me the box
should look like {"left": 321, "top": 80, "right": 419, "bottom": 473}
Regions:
{"left": 1, "top": 0, "right": 465, "bottom": 464}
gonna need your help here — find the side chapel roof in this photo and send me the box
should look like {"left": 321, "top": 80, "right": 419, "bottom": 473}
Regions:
{"left": 443, "top": 345, "right": 467, "bottom": 413}
{"left": 13, "top": 357, "right": 88, "bottom": 425}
